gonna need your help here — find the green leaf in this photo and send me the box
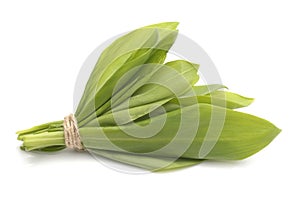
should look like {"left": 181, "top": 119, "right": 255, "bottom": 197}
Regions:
{"left": 80, "top": 103, "right": 280, "bottom": 160}
{"left": 76, "top": 22, "right": 179, "bottom": 125}
{"left": 86, "top": 99, "right": 169, "bottom": 126}
{"left": 84, "top": 60, "right": 199, "bottom": 127}
{"left": 191, "top": 84, "right": 227, "bottom": 96}
{"left": 88, "top": 149, "right": 202, "bottom": 172}
{"left": 144, "top": 22, "right": 179, "bottom": 29}
{"left": 203, "top": 91, "right": 254, "bottom": 109}
{"left": 114, "top": 60, "right": 199, "bottom": 110}
{"left": 161, "top": 90, "right": 253, "bottom": 113}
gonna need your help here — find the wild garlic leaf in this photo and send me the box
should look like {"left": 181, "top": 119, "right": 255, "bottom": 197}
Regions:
{"left": 76, "top": 23, "right": 179, "bottom": 125}
{"left": 86, "top": 99, "right": 170, "bottom": 126}
{"left": 160, "top": 90, "right": 253, "bottom": 113}
{"left": 82, "top": 60, "right": 200, "bottom": 127}
{"left": 202, "top": 91, "right": 254, "bottom": 109}
{"left": 80, "top": 103, "right": 280, "bottom": 160}
{"left": 191, "top": 84, "right": 227, "bottom": 96}
{"left": 109, "top": 60, "right": 199, "bottom": 113}
{"left": 88, "top": 149, "right": 202, "bottom": 172}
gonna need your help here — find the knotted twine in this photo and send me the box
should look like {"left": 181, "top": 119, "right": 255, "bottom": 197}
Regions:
{"left": 63, "top": 114, "right": 84, "bottom": 151}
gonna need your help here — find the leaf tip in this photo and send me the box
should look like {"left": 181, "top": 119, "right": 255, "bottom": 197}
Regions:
{"left": 144, "top": 22, "right": 179, "bottom": 30}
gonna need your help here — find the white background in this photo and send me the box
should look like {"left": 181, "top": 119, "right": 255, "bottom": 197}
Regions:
{"left": 1, "top": 0, "right": 299, "bottom": 199}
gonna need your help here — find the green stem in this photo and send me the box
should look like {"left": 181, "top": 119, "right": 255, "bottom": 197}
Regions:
{"left": 17, "top": 120, "right": 66, "bottom": 152}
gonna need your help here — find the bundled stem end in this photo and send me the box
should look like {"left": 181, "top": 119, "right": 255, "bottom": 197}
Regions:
{"left": 17, "top": 120, "right": 66, "bottom": 152}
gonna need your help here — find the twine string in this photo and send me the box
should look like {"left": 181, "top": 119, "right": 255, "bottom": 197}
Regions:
{"left": 63, "top": 114, "right": 84, "bottom": 151}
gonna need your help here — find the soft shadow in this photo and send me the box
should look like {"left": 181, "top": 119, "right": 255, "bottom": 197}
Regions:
{"left": 17, "top": 146, "right": 253, "bottom": 171}
{"left": 196, "top": 159, "right": 251, "bottom": 169}
{"left": 17, "top": 147, "right": 93, "bottom": 166}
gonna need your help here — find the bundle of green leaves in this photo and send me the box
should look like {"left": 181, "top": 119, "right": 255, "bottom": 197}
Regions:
{"left": 17, "top": 22, "right": 280, "bottom": 171}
